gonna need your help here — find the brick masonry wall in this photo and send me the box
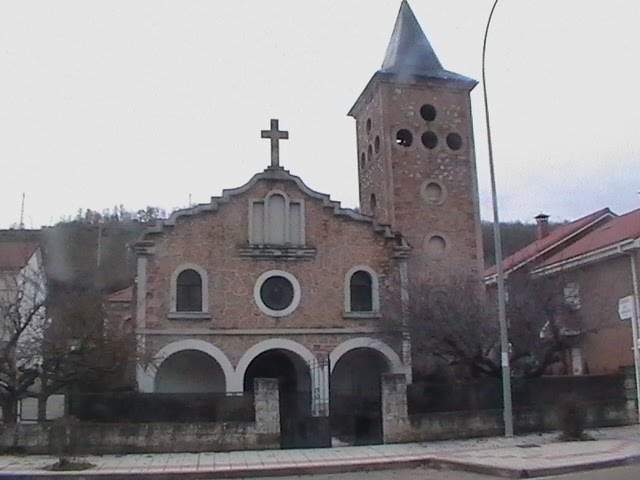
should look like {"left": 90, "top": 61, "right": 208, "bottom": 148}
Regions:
{"left": 353, "top": 80, "right": 484, "bottom": 290}
{"left": 137, "top": 175, "right": 406, "bottom": 372}
{"left": 552, "top": 254, "right": 636, "bottom": 374}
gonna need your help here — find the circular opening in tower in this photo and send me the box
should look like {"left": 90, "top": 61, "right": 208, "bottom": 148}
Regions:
{"left": 421, "top": 131, "right": 438, "bottom": 149}
{"left": 395, "top": 129, "right": 413, "bottom": 147}
{"left": 374, "top": 136, "right": 380, "bottom": 153}
{"left": 446, "top": 132, "right": 463, "bottom": 151}
{"left": 366, "top": 118, "right": 372, "bottom": 134}
{"left": 420, "top": 104, "right": 437, "bottom": 122}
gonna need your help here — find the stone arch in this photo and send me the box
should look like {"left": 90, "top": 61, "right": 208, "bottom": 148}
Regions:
{"left": 329, "top": 337, "right": 407, "bottom": 377}
{"left": 137, "top": 339, "right": 234, "bottom": 393}
{"left": 231, "top": 338, "right": 317, "bottom": 393}
{"left": 170, "top": 263, "right": 209, "bottom": 313}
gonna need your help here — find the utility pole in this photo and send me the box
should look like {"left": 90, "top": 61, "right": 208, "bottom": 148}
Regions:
{"left": 482, "top": 0, "right": 514, "bottom": 437}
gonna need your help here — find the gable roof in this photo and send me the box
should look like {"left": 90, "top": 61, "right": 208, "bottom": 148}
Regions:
{"left": 137, "top": 166, "right": 406, "bottom": 248}
{"left": 0, "top": 240, "right": 40, "bottom": 272}
{"left": 484, "top": 208, "right": 613, "bottom": 281}
{"left": 538, "top": 208, "right": 640, "bottom": 269}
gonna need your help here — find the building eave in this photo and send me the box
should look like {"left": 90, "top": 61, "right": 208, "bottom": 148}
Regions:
{"left": 531, "top": 237, "right": 640, "bottom": 278}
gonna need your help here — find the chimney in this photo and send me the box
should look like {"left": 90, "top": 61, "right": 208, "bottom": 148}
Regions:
{"left": 535, "top": 213, "right": 550, "bottom": 240}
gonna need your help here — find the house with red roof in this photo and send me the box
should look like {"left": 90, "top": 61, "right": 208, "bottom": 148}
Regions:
{"left": 484, "top": 208, "right": 640, "bottom": 375}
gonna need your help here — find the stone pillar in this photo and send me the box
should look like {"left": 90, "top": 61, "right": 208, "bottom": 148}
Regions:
{"left": 254, "top": 378, "right": 280, "bottom": 435}
{"left": 381, "top": 373, "right": 411, "bottom": 444}
{"left": 623, "top": 366, "right": 639, "bottom": 423}
{"left": 311, "top": 357, "right": 330, "bottom": 417}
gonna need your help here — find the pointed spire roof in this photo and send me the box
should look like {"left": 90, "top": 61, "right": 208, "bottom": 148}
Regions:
{"left": 348, "top": 1, "right": 476, "bottom": 117}
{"left": 381, "top": 1, "right": 443, "bottom": 76}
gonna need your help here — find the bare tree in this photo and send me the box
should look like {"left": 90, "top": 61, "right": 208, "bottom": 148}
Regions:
{"left": 404, "top": 272, "right": 593, "bottom": 381}
{"left": 0, "top": 262, "right": 137, "bottom": 423}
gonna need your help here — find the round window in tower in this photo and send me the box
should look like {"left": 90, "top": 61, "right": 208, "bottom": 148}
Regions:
{"left": 420, "top": 104, "right": 437, "bottom": 122}
{"left": 395, "top": 129, "right": 413, "bottom": 147}
{"left": 254, "top": 270, "right": 301, "bottom": 317}
{"left": 420, "top": 180, "right": 446, "bottom": 205}
{"left": 421, "top": 131, "right": 438, "bottom": 149}
{"left": 446, "top": 132, "right": 463, "bottom": 151}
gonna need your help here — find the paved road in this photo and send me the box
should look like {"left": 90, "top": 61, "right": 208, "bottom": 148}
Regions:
{"left": 238, "top": 464, "right": 640, "bottom": 479}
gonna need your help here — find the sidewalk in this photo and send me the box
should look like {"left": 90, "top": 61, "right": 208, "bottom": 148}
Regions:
{"left": 1, "top": 425, "right": 639, "bottom": 479}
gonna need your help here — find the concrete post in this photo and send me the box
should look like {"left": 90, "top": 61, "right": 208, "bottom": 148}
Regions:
{"left": 623, "top": 366, "right": 639, "bottom": 423}
{"left": 254, "top": 378, "right": 280, "bottom": 435}
{"left": 381, "top": 374, "right": 411, "bottom": 443}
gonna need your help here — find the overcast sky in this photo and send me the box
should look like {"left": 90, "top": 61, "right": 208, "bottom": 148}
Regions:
{"left": 1, "top": 0, "right": 638, "bottom": 228}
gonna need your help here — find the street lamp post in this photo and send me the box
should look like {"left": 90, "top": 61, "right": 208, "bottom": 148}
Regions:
{"left": 482, "top": 0, "right": 514, "bottom": 437}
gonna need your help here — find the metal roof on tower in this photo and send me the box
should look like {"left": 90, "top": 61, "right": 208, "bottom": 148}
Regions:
{"left": 380, "top": 1, "right": 475, "bottom": 84}
{"left": 348, "top": 1, "right": 476, "bottom": 117}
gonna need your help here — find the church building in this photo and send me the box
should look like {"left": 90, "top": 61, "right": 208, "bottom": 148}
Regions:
{"left": 118, "top": 1, "right": 483, "bottom": 441}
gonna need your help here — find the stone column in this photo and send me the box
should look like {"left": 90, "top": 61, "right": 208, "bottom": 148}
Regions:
{"left": 623, "top": 366, "right": 639, "bottom": 424}
{"left": 381, "top": 373, "right": 411, "bottom": 444}
{"left": 254, "top": 378, "right": 280, "bottom": 435}
{"left": 311, "top": 357, "right": 330, "bottom": 417}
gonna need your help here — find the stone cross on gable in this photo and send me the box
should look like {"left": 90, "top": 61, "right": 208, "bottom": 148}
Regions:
{"left": 261, "top": 119, "right": 289, "bottom": 168}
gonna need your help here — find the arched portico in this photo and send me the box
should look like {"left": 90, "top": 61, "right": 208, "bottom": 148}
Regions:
{"left": 231, "top": 338, "right": 328, "bottom": 416}
{"left": 329, "top": 337, "right": 408, "bottom": 378}
{"left": 137, "top": 339, "right": 235, "bottom": 393}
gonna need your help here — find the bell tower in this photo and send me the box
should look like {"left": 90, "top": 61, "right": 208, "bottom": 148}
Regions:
{"left": 348, "top": 1, "right": 484, "bottom": 288}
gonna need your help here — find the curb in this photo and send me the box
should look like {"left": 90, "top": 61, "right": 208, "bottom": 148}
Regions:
{"left": 430, "top": 452, "right": 640, "bottom": 478}
{"left": 1, "top": 451, "right": 640, "bottom": 479}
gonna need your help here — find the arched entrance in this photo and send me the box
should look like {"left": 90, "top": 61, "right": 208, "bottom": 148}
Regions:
{"left": 330, "top": 347, "right": 390, "bottom": 445}
{"left": 155, "top": 350, "right": 226, "bottom": 393}
{"left": 243, "top": 349, "right": 312, "bottom": 448}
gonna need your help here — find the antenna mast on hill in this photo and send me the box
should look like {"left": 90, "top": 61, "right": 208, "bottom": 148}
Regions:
{"left": 19, "top": 193, "right": 25, "bottom": 229}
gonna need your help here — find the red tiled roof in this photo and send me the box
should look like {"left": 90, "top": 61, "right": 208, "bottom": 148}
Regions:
{"left": 540, "top": 208, "right": 640, "bottom": 267}
{"left": 484, "top": 208, "right": 613, "bottom": 279}
{"left": 0, "top": 241, "right": 39, "bottom": 271}
{"left": 107, "top": 286, "right": 133, "bottom": 303}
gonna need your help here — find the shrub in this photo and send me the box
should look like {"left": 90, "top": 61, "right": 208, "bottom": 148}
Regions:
{"left": 558, "top": 396, "right": 588, "bottom": 441}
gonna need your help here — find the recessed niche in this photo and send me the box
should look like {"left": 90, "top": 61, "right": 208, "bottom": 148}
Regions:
{"left": 420, "top": 180, "right": 446, "bottom": 205}
{"left": 360, "top": 152, "right": 365, "bottom": 169}
{"left": 366, "top": 118, "right": 372, "bottom": 134}
{"left": 421, "top": 131, "right": 438, "bottom": 149}
{"left": 420, "top": 104, "right": 437, "bottom": 122}
{"left": 395, "top": 129, "right": 413, "bottom": 147}
{"left": 374, "top": 136, "right": 380, "bottom": 153}
{"left": 447, "top": 132, "right": 463, "bottom": 151}
{"left": 368, "top": 144, "right": 373, "bottom": 162}
{"left": 370, "top": 193, "right": 377, "bottom": 212}
{"left": 426, "top": 235, "right": 447, "bottom": 257}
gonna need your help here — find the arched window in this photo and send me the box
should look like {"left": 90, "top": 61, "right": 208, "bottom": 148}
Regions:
{"left": 350, "top": 271, "right": 373, "bottom": 312}
{"left": 176, "top": 269, "right": 203, "bottom": 312}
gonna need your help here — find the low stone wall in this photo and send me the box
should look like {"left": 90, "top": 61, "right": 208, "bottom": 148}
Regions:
{"left": 0, "top": 378, "right": 280, "bottom": 454}
{"left": 382, "top": 373, "right": 638, "bottom": 444}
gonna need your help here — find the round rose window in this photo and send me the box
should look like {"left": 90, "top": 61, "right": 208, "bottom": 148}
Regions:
{"left": 259, "top": 276, "right": 294, "bottom": 311}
